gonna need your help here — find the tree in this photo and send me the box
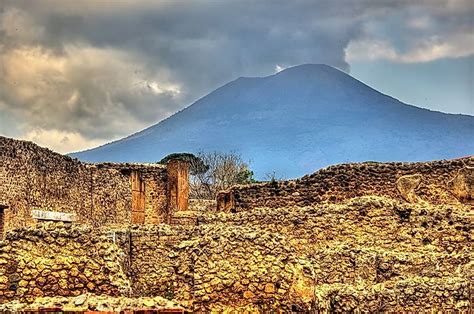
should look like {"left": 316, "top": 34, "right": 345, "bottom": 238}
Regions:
{"left": 190, "top": 151, "right": 255, "bottom": 199}
{"left": 159, "top": 153, "right": 208, "bottom": 175}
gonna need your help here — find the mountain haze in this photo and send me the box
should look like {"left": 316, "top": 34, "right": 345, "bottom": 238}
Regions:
{"left": 72, "top": 64, "right": 474, "bottom": 179}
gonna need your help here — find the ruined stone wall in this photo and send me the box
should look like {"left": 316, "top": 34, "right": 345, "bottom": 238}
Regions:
{"left": 100, "top": 163, "right": 169, "bottom": 224}
{"left": 125, "top": 196, "right": 473, "bottom": 311}
{"left": 0, "top": 195, "right": 471, "bottom": 312}
{"left": 129, "top": 225, "right": 193, "bottom": 306}
{"left": 190, "top": 225, "right": 314, "bottom": 312}
{"left": 143, "top": 171, "right": 169, "bottom": 224}
{"left": 0, "top": 222, "right": 130, "bottom": 303}
{"left": 127, "top": 224, "right": 313, "bottom": 312}
{"left": 100, "top": 197, "right": 474, "bottom": 311}
{"left": 198, "top": 197, "right": 472, "bottom": 311}
{"left": 0, "top": 137, "right": 169, "bottom": 231}
{"left": 217, "top": 157, "right": 474, "bottom": 211}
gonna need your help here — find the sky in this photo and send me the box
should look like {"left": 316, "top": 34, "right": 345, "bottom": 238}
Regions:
{"left": 0, "top": 0, "right": 473, "bottom": 153}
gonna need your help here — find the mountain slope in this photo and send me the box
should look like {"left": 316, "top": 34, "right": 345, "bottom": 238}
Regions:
{"left": 72, "top": 64, "right": 474, "bottom": 178}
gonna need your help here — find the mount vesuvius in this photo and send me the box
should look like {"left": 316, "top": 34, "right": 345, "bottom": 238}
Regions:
{"left": 72, "top": 64, "right": 474, "bottom": 179}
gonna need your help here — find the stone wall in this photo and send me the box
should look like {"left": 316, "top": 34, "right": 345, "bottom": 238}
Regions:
{"left": 0, "top": 222, "right": 130, "bottom": 303}
{"left": 190, "top": 225, "right": 315, "bottom": 312}
{"left": 167, "top": 160, "right": 190, "bottom": 212}
{"left": 129, "top": 224, "right": 193, "bottom": 305}
{"left": 197, "top": 197, "right": 472, "bottom": 311}
{"left": 0, "top": 136, "right": 189, "bottom": 233}
{"left": 0, "top": 136, "right": 471, "bottom": 311}
{"left": 128, "top": 224, "right": 315, "bottom": 312}
{"left": 0, "top": 194, "right": 472, "bottom": 312}
{"left": 217, "top": 157, "right": 474, "bottom": 211}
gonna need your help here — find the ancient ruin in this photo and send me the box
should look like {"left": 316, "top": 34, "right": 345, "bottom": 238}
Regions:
{"left": 216, "top": 157, "right": 474, "bottom": 211}
{"left": 0, "top": 136, "right": 190, "bottom": 234}
{"left": 0, "top": 136, "right": 472, "bottom": 312}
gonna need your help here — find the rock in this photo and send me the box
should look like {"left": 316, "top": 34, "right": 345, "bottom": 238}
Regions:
{"left": 264, "top": 283, "right": 275, "bottom": 293}
{"left": 143, "top": 299, "right": 155, "bottom": 308}
{"left": 0, "top": 274, "right": 10, "bottom": 286}
{"left": 18, "top": 280, "right": 29, "bottom": 288}
{"left": 397, "top": 174, "right": 423, "bottom": 203}
{"left": 74, "top": 294, "right": 87, "bottom": 306}
{"left": 32, "top": 288, "right": 43, "bottom": 297}
{"left": 243, "top": 291, "right": 255, "bottom": 299}
{"left": 86, "top": 282, "right": 95, "bottom": 291}
{"left": 448, "top": 166, "right": 474, "bottom": 203}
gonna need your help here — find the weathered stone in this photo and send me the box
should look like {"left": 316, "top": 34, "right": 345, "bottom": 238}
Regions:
{"left": 143, "top": 299, "right": 155, "bottom": 307}
{"left": 0, "top": 276, "right": 8, "bottom": 284}
{"left": 18, "top": 280, "right": 28, "bottom": 288}
{"left": 72, "top": 294, "right": 86, "bottom": 306}
{"left": 264, "top": 283, "right": 275, "bottom": 293}
{"left": 448, "top": 166, "right": 474, "bottom": 203}
{"left": 243, "top": 290, "right": 255, "bottom": 299}
{"left": 397, "top": 174, "right": 423, "bottom": 203}
{"left": 0, "top": 138, "right": 471, "bottom": 312}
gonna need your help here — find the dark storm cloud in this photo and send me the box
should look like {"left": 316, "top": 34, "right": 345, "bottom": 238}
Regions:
{"left": 0, "top": 0, "right": 472, "bottom": 152}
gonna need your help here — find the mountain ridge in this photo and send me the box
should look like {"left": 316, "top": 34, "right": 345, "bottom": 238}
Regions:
{"left": 72, "top": 64, "right": 474, "bottom": 178}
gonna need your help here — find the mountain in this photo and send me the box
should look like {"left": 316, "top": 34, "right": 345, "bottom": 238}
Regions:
{"left": 72, "top": 64, "right": 474, "bottom": 179}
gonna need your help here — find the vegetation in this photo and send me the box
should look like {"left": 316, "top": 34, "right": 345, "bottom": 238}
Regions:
{"left": 161, "top": 152, "right": 260, "bottom": 199}
{"left": 189, "top": 151, "right": 255, "bottom": 199}
{"left": 159, "top": 152, "right": 208, "bottom": 175}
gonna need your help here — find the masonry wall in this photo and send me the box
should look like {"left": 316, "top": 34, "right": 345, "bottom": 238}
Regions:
{"left": 127, "top": 224, "right": 314, "bottom": 312}
{"left": 129, "top": 225, "right": 193, "bottom": 305}
{"left": 1, "top": 196, "right": 471, "bottom": 312}
{"left": 0, "top": 136, "right": 170, "bottom": 232}
{"left": 0, "top": 222, "right": 131, "bottom": 303}
{"left": 217, "top": 157, "right": 474, "bottom": 211}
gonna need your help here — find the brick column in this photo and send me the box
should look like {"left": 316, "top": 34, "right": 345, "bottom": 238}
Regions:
{"left": 167, "top": 160, "right": 190, "bottom": 214}
{"left": 131, "top": 171, "right": 145, "bottom": 224}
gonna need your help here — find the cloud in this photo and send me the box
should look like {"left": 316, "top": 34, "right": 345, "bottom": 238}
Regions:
{"left": 346, "top": 0, "right": 474, "bottom": 62}
{"left": 21, "top": 129, "right": 105, "bottom": 154}
{"left": 0, "top": 44, "right": 183, "bottom": 140}
{"left": 346, "top": 33, "right": 474, "bottom": 63}
{"left": 0, "top": 0, "right": 473, "bottom": 153}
